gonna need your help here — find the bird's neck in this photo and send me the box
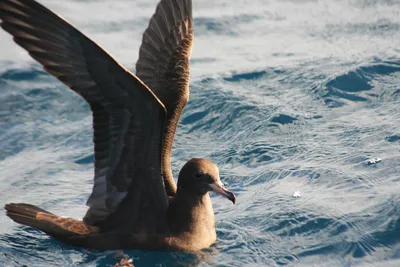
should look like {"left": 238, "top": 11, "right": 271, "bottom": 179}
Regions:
{"left": 166, "top": 189, "right": 216, "bottom": 249}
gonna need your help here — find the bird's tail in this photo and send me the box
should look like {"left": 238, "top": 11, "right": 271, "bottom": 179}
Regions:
{"left": 5, "top": 203, "right": 98, "bottom": 239}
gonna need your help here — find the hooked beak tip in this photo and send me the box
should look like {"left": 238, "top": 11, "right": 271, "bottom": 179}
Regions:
{"left": 229, "top": 192, "right": 236, "bottom": 205}
{"left": 224, "top": 190, "right": 236, "bottom": 205}
{"left": 209, "top": 181, "right": 236, "bottom": 205}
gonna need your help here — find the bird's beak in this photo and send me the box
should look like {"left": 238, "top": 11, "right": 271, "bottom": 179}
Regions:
{"left": 209, "top": 180, "right": 236, "bottom": 204}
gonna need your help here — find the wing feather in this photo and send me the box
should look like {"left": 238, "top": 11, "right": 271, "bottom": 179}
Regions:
{"left": 0, "top": 0, "right": 168, "bottom": 232}
{"left": 136, "top": 0, "right": 193, "bottom": 196}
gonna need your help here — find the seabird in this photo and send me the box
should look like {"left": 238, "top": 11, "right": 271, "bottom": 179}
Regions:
{"left": 0, "top": 0, "right": 236, "bottom": 251}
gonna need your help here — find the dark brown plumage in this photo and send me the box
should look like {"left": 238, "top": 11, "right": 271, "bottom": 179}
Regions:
{"left": 0, "top": 0, "right": 235, "bottom": 251}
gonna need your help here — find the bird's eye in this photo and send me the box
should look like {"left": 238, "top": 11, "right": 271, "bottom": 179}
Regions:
{"left": 194, "top": 171, "right": 202, "bottom": 178}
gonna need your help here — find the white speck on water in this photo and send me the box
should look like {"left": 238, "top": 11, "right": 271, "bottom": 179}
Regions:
{"left": 293, "top": 191, "right": 301, "bottom": 198}
{"left": 367, "top": 158, "right": 382, "bottom": 165}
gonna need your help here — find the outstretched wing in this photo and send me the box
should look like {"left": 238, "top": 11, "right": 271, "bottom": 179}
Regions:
{"left": 0, "top": 0, "right": 169, "bottom": 232}
{"left": 136, "top": 0, "right": 193, "bottom": 196}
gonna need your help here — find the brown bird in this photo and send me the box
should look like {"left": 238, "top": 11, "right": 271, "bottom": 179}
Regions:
{"left": 0, "top": 0, "right": 236, "bottom": 251}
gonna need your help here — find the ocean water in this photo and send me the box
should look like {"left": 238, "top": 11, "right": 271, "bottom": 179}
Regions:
{"left": 1, "top": 0, "right": 400, "bottom": 266}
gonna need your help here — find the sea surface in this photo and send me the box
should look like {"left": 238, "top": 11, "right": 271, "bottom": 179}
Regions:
{"left": 1, "top": 0, "right": 400, "bottom": 266}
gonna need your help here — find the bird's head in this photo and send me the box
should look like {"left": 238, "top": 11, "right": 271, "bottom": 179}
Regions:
{"left": 177, "top": 158, "right": 236, "bottom": 204}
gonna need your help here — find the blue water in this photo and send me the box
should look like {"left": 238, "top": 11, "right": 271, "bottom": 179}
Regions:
{"left": 1, "top": 0, "right": 400, "bottom": 266}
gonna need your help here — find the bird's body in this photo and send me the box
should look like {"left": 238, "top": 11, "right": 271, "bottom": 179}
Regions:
{"left": 0, "top": 0, "right": 235, "bottom": 251}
